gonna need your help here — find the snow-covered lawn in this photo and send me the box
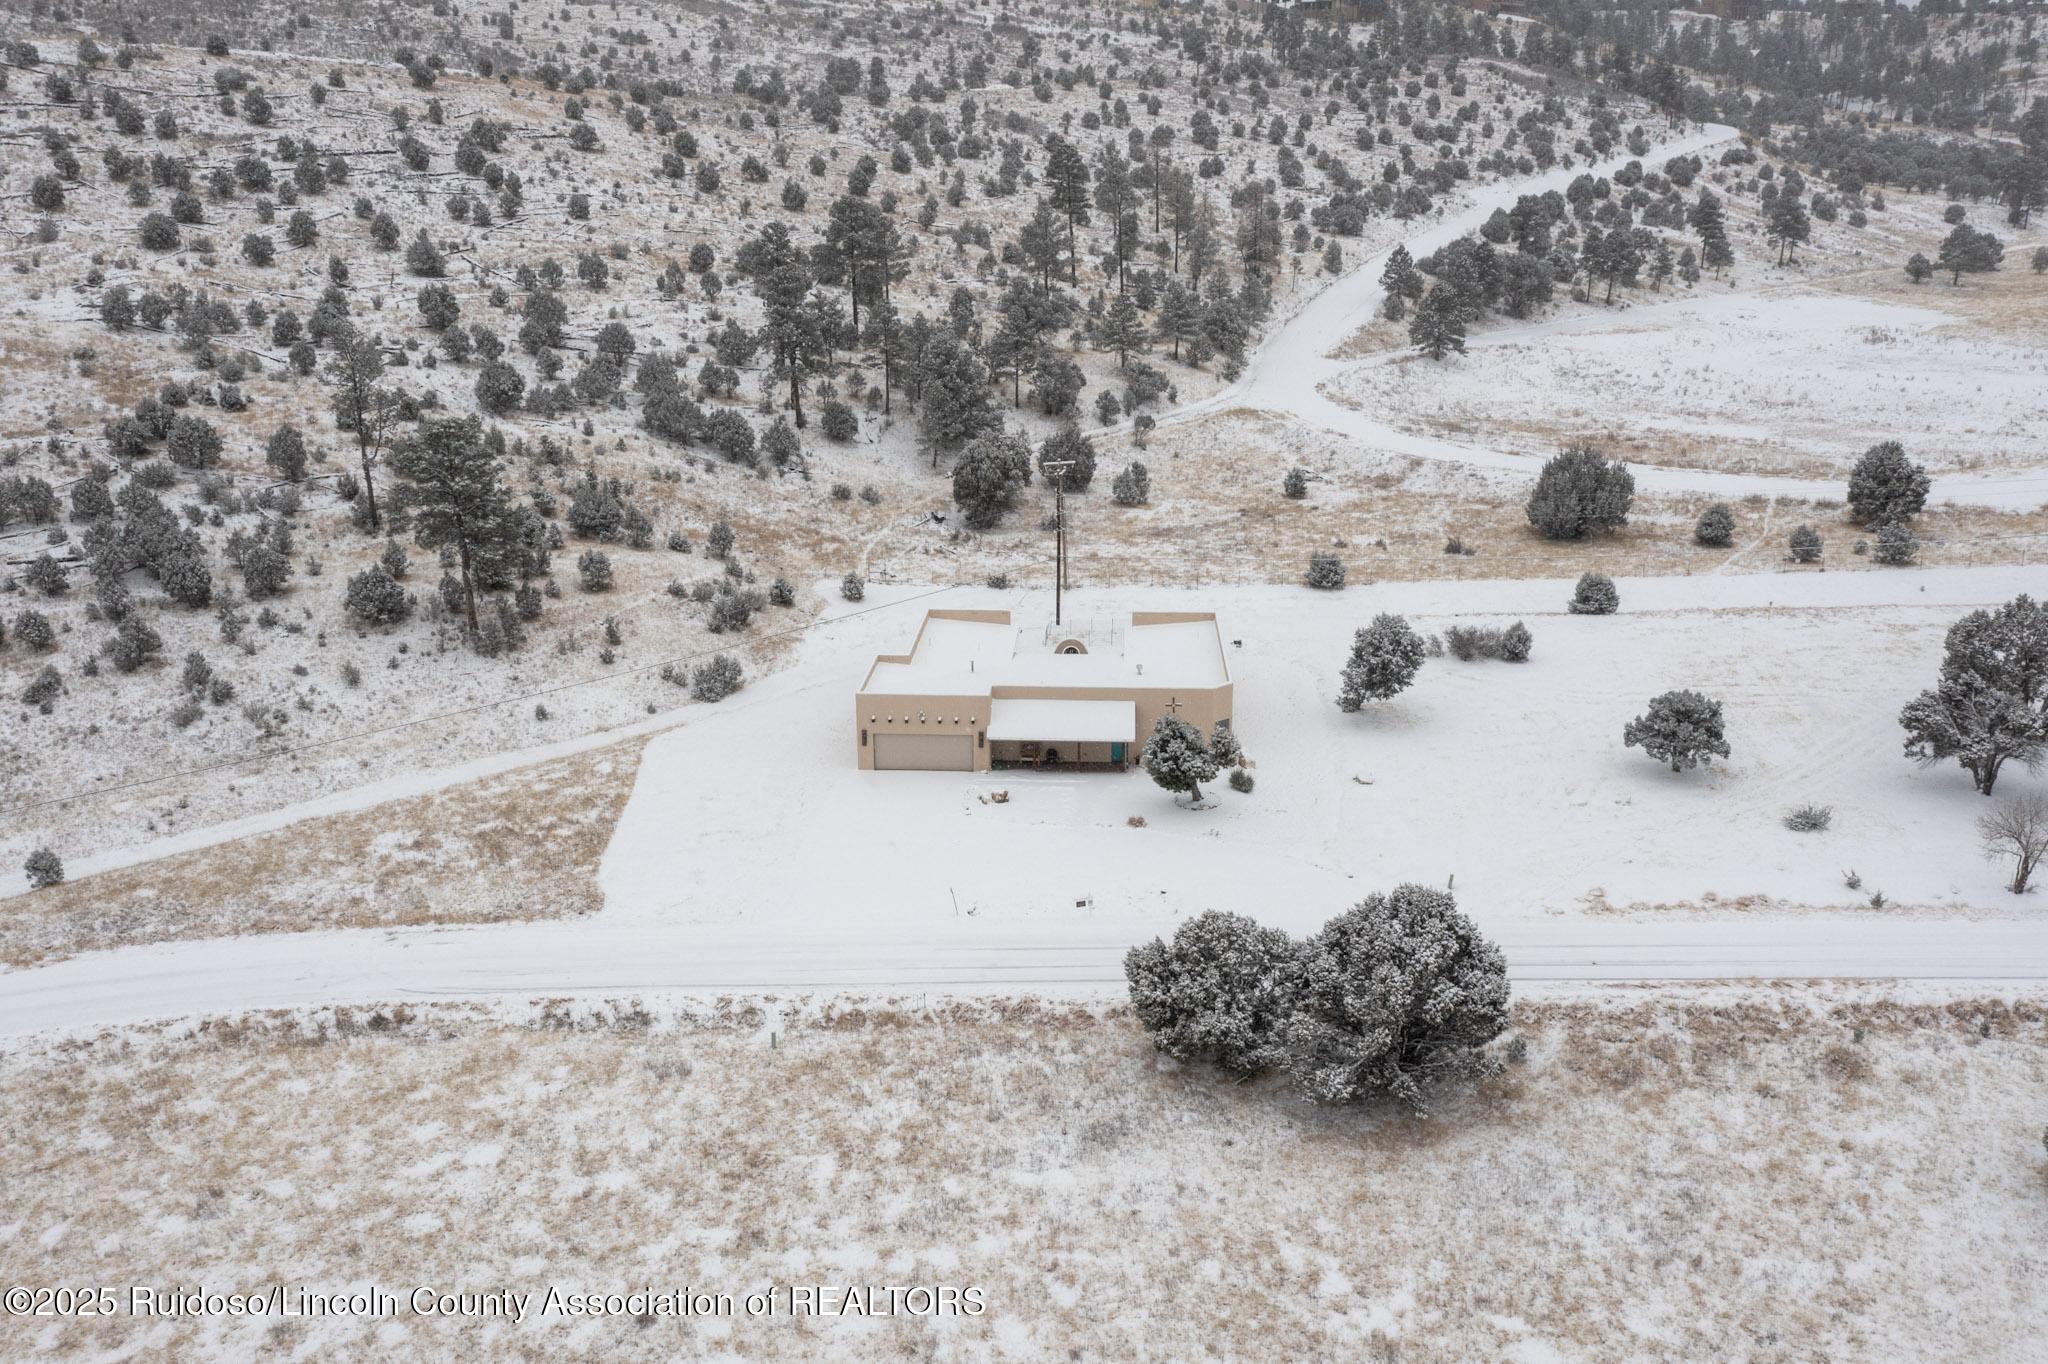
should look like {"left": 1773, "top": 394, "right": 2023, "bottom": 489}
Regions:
{"left": 6, "top": 568, "right": 2046, "bottom": 1038}
{"left": 606, "top": 571, "right": 2046, "bottom": 932}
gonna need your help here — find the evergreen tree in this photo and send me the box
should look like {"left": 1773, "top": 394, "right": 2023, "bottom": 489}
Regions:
{"left": 1043, "top": 135, "right": 1092, "bottom": 285}
{"left": 1378, "top": 243, "right": 1423, "bottom": 319}
{"left": 1337, "top": 614, "right": 1425, "bottom": 711}
{"left": 1141, "top": 713, "right": 1220, "bottom": 803}
{"left": 389, "top": 415, "right": 523, "bottom": 632}
{"left": 1847, "top": 440, "right": 1931, "bottom": 526}
{"left": 1766, "top": 192, "right": 1811, "bottom": 266}
{"left": 1690, "top": 188, "right": 1733, "bottom": 275}
{"left": 324, "top": 333, "right": 397, "bottom": 530}
{"left": 917, "top": 335, "right": 999, "bottom": 457}
{"left": 1526, "top": 445, "right": 1634, "bottom": 540}
{"left": 1036, "top": 425, "right": 1097, "bottom": 491}
{"left": 1937, "top": 224, "right": 2004, "bottom": 284}
{"left": 1624, "top": 690, "right": 1731, "bottom": 772}
{"left": 1899, "top": 595, "right": 2048, "bottom": 795}
{"left": 1407, "top": 285, "right": 1467, "bottom": 360}
{"left": 1154, "top": 280, "right": 1201, "bottom": 361}
{"left": 1279, "top": 885, "right": 1509, "bottom": 1110}
{"left": 949, "top": 431, "right": 1032, "bottom": 529}
{"left": 1098, "top": 292, "right": 1148, "bottom": 368}
{"left": 1124, "top": 911, "right": 1297, "bottom": 1074}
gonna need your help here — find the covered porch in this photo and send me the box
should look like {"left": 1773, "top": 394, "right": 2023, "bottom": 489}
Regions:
{"left": 986, "top": 699, "right": 1137, "bottom": 772}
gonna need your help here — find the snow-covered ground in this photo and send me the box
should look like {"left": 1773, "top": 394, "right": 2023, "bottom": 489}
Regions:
{"left": 1161, "top": 121, "right": 2048, "bottom": 512}
{"left": 1328, "top": 286, "right": 2048, "bottom": 481}
{"left": 4, "top": 568, "right": 2047, "bottom": 1039}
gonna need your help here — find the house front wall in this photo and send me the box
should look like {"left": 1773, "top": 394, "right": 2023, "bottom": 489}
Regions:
{"left": 854, "top": 692, "right": 993, "bottom": 771}
{"left": 853, "top": 683, "right": 1235, "bottom": 773}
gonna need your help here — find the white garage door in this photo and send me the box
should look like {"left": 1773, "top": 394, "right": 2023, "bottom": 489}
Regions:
{"left": 873, "top": 733, "right": 974, "bottom": 771}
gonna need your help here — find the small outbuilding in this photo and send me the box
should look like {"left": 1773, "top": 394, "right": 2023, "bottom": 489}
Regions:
{"left": 855, "top": 609, "right": 1233, "bottom": 772}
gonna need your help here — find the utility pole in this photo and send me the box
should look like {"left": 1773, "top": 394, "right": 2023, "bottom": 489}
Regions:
{"left": 1042, "top": 459, "right": 1073, "bottom": 626}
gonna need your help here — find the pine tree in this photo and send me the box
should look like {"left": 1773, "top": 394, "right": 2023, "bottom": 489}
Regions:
{"left": 1407, "top": 285, "right": 1467, "bottom": 360}
{"left": 1766, "top": 193, "right": 1811, "bottom": 266}
{"left": 389, "top": 415, "right": 523, "bottom": 632}
{"left": 949, "top": 431, "right": 1032, "bottom": 529}
{"left": 1379, "top": 243, "right": 1423, "bottom": 319}
{"left": 1690, "top": 188, "right": 1733, "bottom": 275}
{"left": 1043, "top": 135, "right": 1092, "bottom": 286}
{"left": 1098, "top": 292, "right": 1148, "bottom": 369}
{"left": 1154, "top": 280, "right": 1201, "bottom": 361}
{"left": 1527, "top": 445, "right": 1634, "bottom": 541}
{"left": 1847, "top": 440, "right": 1931, "bottom": 526}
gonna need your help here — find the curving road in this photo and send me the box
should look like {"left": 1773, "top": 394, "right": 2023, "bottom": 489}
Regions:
{"left": 1164, "top": 122, "right": 2047, "bottom": 512}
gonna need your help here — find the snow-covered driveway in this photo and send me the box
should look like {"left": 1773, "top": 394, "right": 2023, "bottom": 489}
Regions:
{"left": 4, "top": 569, "right": 2048, "bottom": 1039}
{"left": 1172, "top": 122, "right": 2048, "bottom": 511}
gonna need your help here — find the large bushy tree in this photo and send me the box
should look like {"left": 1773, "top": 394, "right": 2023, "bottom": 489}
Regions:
{"left": 1124, "top": 911, "right": 1298, "bottom": 1074}
{"left": 1900, "top": 595, "right": 2048, "bottom": 795}
{"left": 1278, "top": 885, "right": 1510, "bottom": 1109}
{"left": 1847, "top": 440, "right": 1931, "bottom": 526}
{"left": 1337, "top": 614, "right": 1425, "bottom": 710}
{"left": 1623, "top": 690, "right": 1731, "bottom": 772}
{"left": 1527, "top": 445, "right": 1634, "bottom": 541}
{"left": 949, "top": 431, "right": 1031, "bottom": 529}
{"left": 1141, "top": 714, "right": 1220, "bottom": 803}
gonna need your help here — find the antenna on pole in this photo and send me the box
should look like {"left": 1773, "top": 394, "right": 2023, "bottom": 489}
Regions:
{"left": 1042, "top": 459, "right": 1074, "bottom": 627}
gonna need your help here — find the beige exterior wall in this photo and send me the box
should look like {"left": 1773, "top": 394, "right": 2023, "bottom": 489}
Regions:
{"left": 854, "top": 692, "right": 993, "bottom": 771}
{"left": 855, "top": 611, "right": 1234, "bottom": 773}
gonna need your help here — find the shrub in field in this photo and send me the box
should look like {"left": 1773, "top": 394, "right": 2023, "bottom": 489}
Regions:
{"left": 1695, "top": 502, "right": 1735, "bottom": 547}
{"left": 1783, "top": 803, "right": 1834, "bottom": 833}
{"left": 1304, "top": 551, "right": 1345, "bottom": 590}
{"left": 24, "top": 847, "right": 64, "bottom": 889}
{"left": 691, "top": 654, "right": 744, "bottom": 702}
{"left": 1568, "top": 572, "right": 1618, "bottom": 615}
{"left": 1526, "top": 444, "right": 1633, "bottom": 541}
{"left": 1847, "top": 440, "right": 1930, "bottom": 527}
{"left": 1789, "top": 524, "right": 1823, "bottom": 564}
{"left": 1445, "top": 622, "right": 1533, "bottom": 662}
{"left": 1873, "top": 520, "right": 1918, "bottom": 567}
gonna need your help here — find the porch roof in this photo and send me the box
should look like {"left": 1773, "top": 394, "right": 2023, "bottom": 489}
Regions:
{"left": 985, "top": 699, "right": 1137, "bottom": 744}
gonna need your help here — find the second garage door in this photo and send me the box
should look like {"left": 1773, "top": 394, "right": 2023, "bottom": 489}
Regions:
{"left": 873, "top": 733, "right": 974, "bottom": 771}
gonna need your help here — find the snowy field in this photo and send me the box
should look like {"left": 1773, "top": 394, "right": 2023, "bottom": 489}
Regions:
{"left": 606, "top": 571, "right": 2048, "bottom": 925}
{"left": 1328, "top": 284, "right": 2048, "bottom": 481}
{"left": 1, "top": 991, "right": 2042, "bottom": 1362}
{"left": 5, "top": 568, "right": 2048, "bottom": 1038}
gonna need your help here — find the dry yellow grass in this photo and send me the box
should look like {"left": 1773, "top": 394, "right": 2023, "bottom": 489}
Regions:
{"left": 0, "top": 991, "right": 2041, "bottom": 1361}
{"left": 940, "top": 409, "right": 2048, "bottom": 590}
{"left": 0, "top": 738, "right": 643, "bottom": 968}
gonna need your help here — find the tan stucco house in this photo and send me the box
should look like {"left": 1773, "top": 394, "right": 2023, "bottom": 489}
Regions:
{"left": 855, "top": 609, "right": 1234, "bottom": 772}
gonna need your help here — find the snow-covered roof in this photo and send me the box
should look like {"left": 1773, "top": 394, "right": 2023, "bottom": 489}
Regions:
{"left": 986, "top": 700, "right": 1136, "bottom": 743}
{"left": 862, "top": 612, "right": 1229, "bottom": 697}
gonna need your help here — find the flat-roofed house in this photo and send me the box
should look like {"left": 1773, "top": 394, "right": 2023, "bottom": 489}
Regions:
{"left": 855, "top": 609, "right": 1234, "bottom": 772}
